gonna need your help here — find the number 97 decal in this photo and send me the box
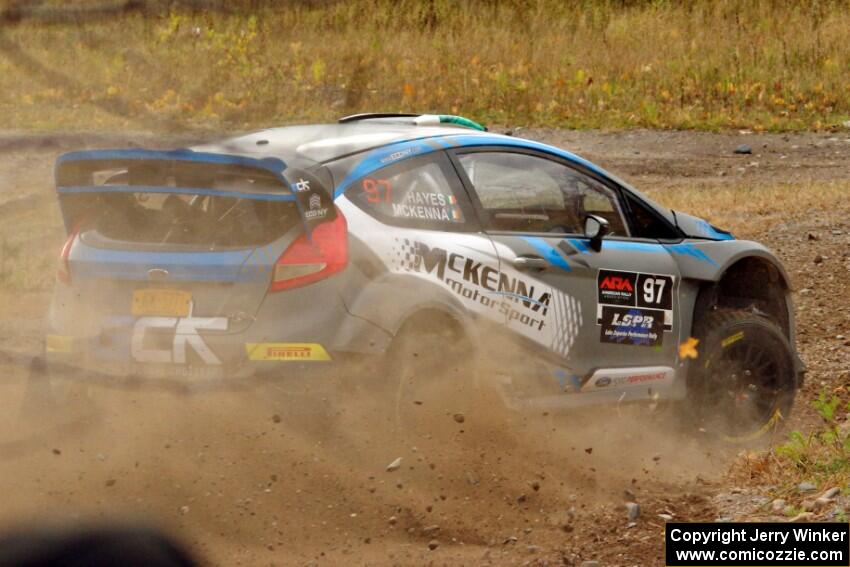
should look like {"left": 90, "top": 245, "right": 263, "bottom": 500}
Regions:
{"left": 362, "top": 178, "right": 392, "bottom": 203}
{"left": 637, "top": 274, "right": 673, "bottom": 310}
{"left": 642, "top": 277, "right": 666, "bottom": 305}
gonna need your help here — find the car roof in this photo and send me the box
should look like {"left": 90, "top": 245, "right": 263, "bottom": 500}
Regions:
{"left": 191, "top": 122, "right": 483, "bottom": 163}
{"left": 191, "top": 121, "right": 676, "bottom": 225}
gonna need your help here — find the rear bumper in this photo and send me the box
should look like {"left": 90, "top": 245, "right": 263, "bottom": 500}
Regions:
{"left": 40, "top": 353, "right": 338, "bottom": 392}
{"left": 42, "top": 330, "right": 378, "bottom": 384}
{"left": 45, "top": 275, "right": 393, "bottom": 378}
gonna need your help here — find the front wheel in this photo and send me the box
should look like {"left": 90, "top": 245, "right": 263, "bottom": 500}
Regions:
{"left": 687, "top": 309, "right": 797, "bottom": 443}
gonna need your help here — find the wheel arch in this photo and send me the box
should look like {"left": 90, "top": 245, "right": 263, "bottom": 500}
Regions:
{"left": 390, "top": 301, "right": 480, "bottom": 348}
{"left": 688, "top": 251, "right": 804, "bottom": 383}
{"left": 693, "top": 253, "right": 791, "bottom": 328}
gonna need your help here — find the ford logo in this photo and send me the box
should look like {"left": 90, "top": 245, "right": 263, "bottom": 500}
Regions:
{"left": 595, "top": 376, "right": 612, "bottom": 387}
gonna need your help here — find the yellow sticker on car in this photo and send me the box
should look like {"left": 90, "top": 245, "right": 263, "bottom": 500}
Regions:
{"left": 245, "top": 343, "right": 331, "bottom": 361}
{"left": 132, "top": 289, "right": 192, "bottom": 317}
{"left": 721, "top": 331, "right": 745, "bottom": 348}
{"left": 46, "top": 334, "right": 73, "bottom": 353}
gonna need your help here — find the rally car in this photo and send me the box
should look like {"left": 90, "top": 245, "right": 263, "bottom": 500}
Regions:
{"left": 41, "top": 113, "right": 803, "bottom": 439}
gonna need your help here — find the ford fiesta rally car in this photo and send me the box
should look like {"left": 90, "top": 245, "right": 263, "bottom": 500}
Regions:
{"left": 42, "top": 113, "right": 804, "bottom": 439}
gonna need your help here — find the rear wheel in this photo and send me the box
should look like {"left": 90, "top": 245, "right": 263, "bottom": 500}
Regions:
{"left": 386, "top": 312, "right": 493, "bottom": 438}
{"left": 687, "top": 309, "right": 796, "bottom": 443}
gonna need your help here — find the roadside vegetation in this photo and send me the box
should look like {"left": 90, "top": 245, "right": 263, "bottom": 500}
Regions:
{"left": 645, "top": 180, "right": 850, "bottom": 237}
{"left": 736, "top": 390, "right": 850, "bottom": 518}
{"left": 2, "top": 0, "right": 850, "bottom": 132}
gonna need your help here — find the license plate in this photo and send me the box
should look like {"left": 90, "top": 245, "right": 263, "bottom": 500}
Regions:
{"left": 131, "top": 289, "right": 191, "bottom": 317}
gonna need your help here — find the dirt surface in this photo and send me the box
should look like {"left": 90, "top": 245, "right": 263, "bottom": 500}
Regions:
{"left": 0, "top": 128, "right": 848, "bottom": 566}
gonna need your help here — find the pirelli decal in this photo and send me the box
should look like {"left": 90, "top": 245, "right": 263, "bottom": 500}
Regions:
{"left": 245, "top": 343, "right": 331, "bottom": 361}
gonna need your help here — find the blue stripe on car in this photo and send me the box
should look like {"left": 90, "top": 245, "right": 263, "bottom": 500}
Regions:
{"left": 57, "top": 149, "right": 287, "bottom": 175}
{"left": 566, "top": 238, "right": 717, "bottom": 265}
{"left": 488, "top": 290, "right": 551, "bottom": 308}
{"left": 333, "top": 139, "right": 437, "bottom": 198}
{"left": 520, "top": 236, "right": 572, "bottom": 271}
{"left": 334, "top": 133, "right": 616, "bottom": 199}
{"left": 57, "top": 185, "right": 296, "bottom": 202}
{"left": 665, "top": 243, "right": 719, "bottom": 265}
{"left": 70, "top": 245, "right": 262, "bottom": 282}
{"left": 695, "top": 219, "right": 735, "bottom": 241}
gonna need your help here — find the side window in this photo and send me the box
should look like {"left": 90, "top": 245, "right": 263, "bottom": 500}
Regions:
{"left": 457, "top": 152, "right": 628, "bottom": 236}
{"left": 347, "top": 153, "right": 469, "bottom": 229}
{"left": 625, "top": 194, "right": 680, "bottom": 240}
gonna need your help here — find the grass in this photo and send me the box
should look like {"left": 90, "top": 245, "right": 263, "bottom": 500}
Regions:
{"left": 644, "top": 180, "right": 850, "bottom": 237}
{"left": 735, "top": 390, "right": 850, "bottom": 510}
{"left": 1, "top": 0, "right": 850, "bottom": 132}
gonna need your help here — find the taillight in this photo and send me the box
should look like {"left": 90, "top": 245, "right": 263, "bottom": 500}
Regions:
{"left": 57, "top": 230, "right": 77, "bottom": 284}
{"left": 270, "top": 212, "right": 348, "bottom": 292}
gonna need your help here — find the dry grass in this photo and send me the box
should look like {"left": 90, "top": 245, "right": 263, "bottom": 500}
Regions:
{"left": 1, "top": 0, "right": 850, "bottom": 132}
{"left": 644, "top": 180, "right": 850, "bottom": 237}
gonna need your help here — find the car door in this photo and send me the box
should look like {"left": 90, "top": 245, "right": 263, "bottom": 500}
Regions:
{"left": 450, "top": 148, "right": 682, "bottom": 391}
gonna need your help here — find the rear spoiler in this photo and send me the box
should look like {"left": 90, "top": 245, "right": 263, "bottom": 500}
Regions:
{"left": 55, "top": 148, "right": 336, "bottom": 234}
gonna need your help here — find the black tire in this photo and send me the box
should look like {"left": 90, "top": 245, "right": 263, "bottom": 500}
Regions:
{"left": 385, "top": 312, "right": 489, "bottom": 437}
{"left": 687, "top": 309, "right": 796, "bottom": 443}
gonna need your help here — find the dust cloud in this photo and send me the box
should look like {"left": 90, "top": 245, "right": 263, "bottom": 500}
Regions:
{"left": 0, "top": 324, "right": 733, "bottom": 564}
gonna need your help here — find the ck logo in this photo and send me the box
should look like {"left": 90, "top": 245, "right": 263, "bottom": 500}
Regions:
{"left": 131, "top": 302, "right": 227, "bottom": 365}
{"left": 294, "top": 178, "right": 311, "bottom": 192}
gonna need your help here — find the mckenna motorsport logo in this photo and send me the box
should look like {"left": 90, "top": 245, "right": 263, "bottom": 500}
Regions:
{"left": 400, "top": 240, "right": 551, "bottom": 331}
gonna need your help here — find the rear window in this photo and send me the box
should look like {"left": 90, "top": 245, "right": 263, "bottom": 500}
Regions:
{"left": 74, "top": 192, "right": 301, "bottom": 249}
{"left": 56, "top": 155, "right": 308, "bottom": 250}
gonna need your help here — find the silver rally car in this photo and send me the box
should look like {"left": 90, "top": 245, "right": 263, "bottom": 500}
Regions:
{"left": 44, "top": 113, "right": 803, "bottom": 439}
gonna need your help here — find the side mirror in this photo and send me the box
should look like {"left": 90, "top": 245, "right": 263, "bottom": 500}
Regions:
{"left": 584, "top": 214, "right": 610, "bottom": 251}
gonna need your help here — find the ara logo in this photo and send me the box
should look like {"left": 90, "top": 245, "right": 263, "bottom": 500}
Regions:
{"left": 131, "top": 302, "right": 227, "bottom": 365}
{"left": 599, "top": 276, "right": 633, "bottom": 292}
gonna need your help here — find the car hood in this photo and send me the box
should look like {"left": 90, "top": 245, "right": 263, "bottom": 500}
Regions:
{"left": 673, "top": 211, "right": 735, "bottom": 240}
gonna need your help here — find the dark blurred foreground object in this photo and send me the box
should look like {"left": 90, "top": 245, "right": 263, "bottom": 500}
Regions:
{"left": 0, "top": 524, "right": 199, "bottom": 567}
